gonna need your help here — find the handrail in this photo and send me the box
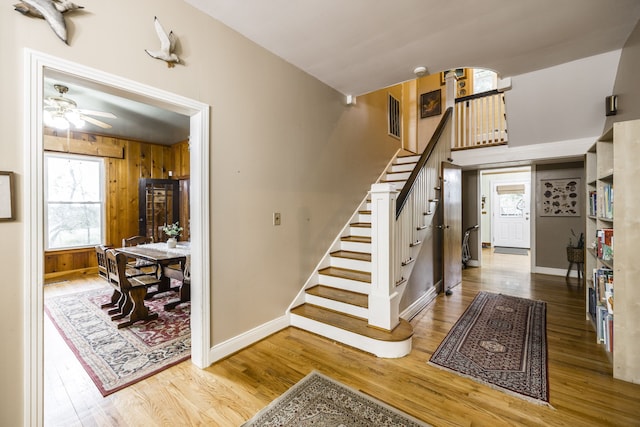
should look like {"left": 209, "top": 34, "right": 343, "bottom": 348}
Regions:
{"left": 455, "top": 89, "right": 499, "bottom": 104}
{"left": 395, "top": 107, "right": 452, "bottom": 218}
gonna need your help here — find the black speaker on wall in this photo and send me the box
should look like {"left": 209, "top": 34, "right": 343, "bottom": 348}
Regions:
{"left": 605, "top": 95, "right": 617, "bottom": 116}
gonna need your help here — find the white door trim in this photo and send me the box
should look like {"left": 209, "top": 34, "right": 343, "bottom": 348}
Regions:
{"left": 23, "top": 49, "right": 211, "bottom": 426}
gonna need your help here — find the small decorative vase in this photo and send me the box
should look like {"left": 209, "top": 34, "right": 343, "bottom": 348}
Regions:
{"left": 167, "top": 237, "right": 177, "bottom": 248}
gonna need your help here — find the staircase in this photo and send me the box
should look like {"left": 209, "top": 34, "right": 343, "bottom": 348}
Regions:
{"left": 290, "top": 153, "right": 420, "bottom": 358}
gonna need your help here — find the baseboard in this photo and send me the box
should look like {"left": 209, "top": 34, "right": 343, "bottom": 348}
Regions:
{"left": 209, "top": 314, "right": 289, "bottom": 363}
{"left": 534, "top": 266, "right": 580, "bottom": 278}
{"left": 401, "top": 284, "right": 438, "bottom": 321}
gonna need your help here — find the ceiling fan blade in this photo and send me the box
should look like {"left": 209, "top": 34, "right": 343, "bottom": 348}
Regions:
{"left": 81, "top": 115, "right": 113, "bottom": 129}
{"left": 77, "top": 109, "right": 117, "bottom": 119}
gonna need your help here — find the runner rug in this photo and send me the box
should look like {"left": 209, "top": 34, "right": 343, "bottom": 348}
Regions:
{"left": 429, "top": 291, "right": 549, "bottom": 405}
{"left": 242, "top": 371, "right": 431, "bottom": 426}
{"left": 45, "top": 288, "right": 190, "bottom": 396}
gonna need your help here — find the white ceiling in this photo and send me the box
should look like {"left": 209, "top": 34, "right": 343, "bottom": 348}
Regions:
{"left": 44, "top": 1, "right": 640, "bottom": 144}
{"left": 187, "top": 0, "right": 640, "bottom": 95}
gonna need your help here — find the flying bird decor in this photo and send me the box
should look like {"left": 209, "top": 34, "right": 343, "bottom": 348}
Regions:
{"left": 145, "top": 16, "right": 180, "bottom": 68}
{"left": 14, "top": 0, "right": 84, "bottom": 44}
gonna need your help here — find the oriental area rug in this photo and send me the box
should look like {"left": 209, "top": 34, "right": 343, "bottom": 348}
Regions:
{"left": 429, "top": 291, "right": 550, "bottom": 406}
{"left": 45, "top": 288, "right": 190, "bottom": 396}
{"left": 242, "top": 371, "right": 431, "bottom": 426}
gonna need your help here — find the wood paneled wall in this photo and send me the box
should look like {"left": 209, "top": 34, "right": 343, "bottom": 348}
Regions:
{"left": 44, "top": 129, "right": 190, "bottom": 277}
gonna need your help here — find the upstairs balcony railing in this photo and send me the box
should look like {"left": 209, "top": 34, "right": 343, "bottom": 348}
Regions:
{"left": 453, "top": 90, "right": 507, "bottom": 150}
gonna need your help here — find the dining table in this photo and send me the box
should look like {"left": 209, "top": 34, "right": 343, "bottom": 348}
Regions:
{"left": 116, "top": 241, "right": 190, "bottom": 310}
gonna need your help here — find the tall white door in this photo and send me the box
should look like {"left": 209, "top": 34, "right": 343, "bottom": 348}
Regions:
{"left": 491, "top": 181, "right": 530, "bottom": 248}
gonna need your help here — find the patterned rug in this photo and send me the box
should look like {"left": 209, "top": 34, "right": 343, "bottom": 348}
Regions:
{"left": 242, "top": 371, "right": 430, "bottom": 426}
{"left": 429, "top": 291, "right": 549, "bottom": 405}
{"left": 45, "top": 288, "right": 190, "bottom": 396}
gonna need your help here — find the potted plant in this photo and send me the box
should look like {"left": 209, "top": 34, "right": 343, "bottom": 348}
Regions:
{"left": 162, "top": 221, "right": 183, "bottom": 248}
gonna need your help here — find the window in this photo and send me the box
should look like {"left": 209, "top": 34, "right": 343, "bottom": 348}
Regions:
{"left": 45, "top": 153, "right": 105, "bottom": 250}
{"left": 388, "top": 93, "right": 401, "bottom": 139}
{"left": 473, "top": 69, "right": 498, "bottom": 94}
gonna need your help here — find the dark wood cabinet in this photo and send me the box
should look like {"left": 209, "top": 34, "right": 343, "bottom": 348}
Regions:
{"left": 138, "top": 178, "right": 180, "bottom": 242}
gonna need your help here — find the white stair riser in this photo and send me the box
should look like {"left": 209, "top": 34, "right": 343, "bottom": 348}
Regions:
{"left": 358, "top": 213, "right": 371, "bottom": 222}
{"left": 304, "top": 294, "right": 369, "bottom": 318}
{"left": 290, "top": 314, "right": 412, "bottom": 358}
{"left": 318, "top": 274, "right": 370, "bottom": 294}
{"left": 390, "top": 163, "right": 416, "bottom": 173}
{"left": 340, "top": 240, "right": 371, "bottom": 253}
{"left": 330, "top": 256, "right": 371, "bottom": 272}
{"left": 349, "top": 226, "right": 371, "bottom": 238}
{"left": 385, "top": 171, "right": 411, "bottom": 181}
{"left": 395, "top": 156, "right": 420, "bottom": 164}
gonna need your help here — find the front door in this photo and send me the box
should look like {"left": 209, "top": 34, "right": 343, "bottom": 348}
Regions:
{"left": 491, "top": 181, "right": 530, "bottom": 248}
{"left": 442, "top": 162, "right": 462, "bottom": 294}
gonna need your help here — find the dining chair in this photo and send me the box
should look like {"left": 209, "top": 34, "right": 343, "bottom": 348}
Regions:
{"left": 105, "top": 249, "right": 159, "bottom": 328}
{"left": 96, "top": 244, "right": 121, "bottom": 309}
{"left": 122, "top": 235, "right": 158, "bottom": 277}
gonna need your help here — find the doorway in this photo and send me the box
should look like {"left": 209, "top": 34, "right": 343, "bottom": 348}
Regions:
{"left": 479, "top": 166, "right": 532, "bottom": 268}
{"left": 24, "top": 50, "right": 211, "bottom": 425}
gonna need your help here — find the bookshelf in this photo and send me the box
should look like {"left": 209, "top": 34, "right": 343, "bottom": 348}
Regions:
{"left": 585, "top": 119, "right": 640, "bottom": 384}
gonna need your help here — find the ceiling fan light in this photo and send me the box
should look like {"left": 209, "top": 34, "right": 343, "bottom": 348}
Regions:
{"left": 65, "top": 110, "right": 81, "bottom": 122}
{"left": 73, "top": 118, "right": 85, "bottom": 128}
{"left": 52, "top": 114, "right": 69, "bottom": 130}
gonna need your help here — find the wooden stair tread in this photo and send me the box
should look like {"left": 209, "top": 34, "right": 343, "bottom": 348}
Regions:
{"left": 307, "top": 285, "right": 368, "bottom": 308}
{"left": 291, "top": 304, "right": 413, "bottom": 342}
{"left": 358, "top": 210, "right": 371, "bottom": 215}
{"left": 350, "top": 222, "right": 371, "bottom": 228}
{"left": 341, "top": 235, "right": 371, "bottom": 243}
{"left": 318, "top": 266, "right": 371, "bottom": 283}
{"left": 330, "top": 250, "right": 371, "bottom": 262}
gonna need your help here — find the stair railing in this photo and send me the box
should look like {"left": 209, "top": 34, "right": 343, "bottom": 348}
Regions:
{"left": 453, "top": 90, "right": 507, "bottom": 149}
{"left": 369, "top": 108, "right": 453, "bottom": 331}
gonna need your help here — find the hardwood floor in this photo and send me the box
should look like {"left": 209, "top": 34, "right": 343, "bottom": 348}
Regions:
{"left": 44, "top": 250, "right": 640, "bottom": 426}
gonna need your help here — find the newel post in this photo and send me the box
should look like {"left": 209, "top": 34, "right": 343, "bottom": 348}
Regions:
{"left": 445, "top": 70, "right": 457, "bottom": 148}
{"left": 369, "top": 183, "right": 400, "bottom": 331}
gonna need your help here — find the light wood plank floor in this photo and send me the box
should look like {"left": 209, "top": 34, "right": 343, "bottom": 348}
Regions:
{"left": 44, "top": 249, "right": 640, "bottom": 426}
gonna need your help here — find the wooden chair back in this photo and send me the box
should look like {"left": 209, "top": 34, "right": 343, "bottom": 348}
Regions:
{"left": 95, "top": 244, "right": 109, "bottom": 281}
{"left": 105, "top": 249, "right": 131, "bottom": 293}
{"left": 122, "top": 235, "right": 152, "bottom": 247}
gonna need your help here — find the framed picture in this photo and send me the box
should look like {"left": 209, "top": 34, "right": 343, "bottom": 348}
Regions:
{"left": 0, "top": 171, "right": 15, "bottom": 221}
{"left": 540, "top": 178, "right": 580, "bottom": 216}
{"left": 420, "top": 89, "right": 442, "bottom": 118}
{"left": 440, "top": 68, "right": 467, "bottom": 85}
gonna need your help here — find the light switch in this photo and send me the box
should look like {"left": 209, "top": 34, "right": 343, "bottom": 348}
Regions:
{"left": 273, "top": 212, "right": 281, "bottom": 226}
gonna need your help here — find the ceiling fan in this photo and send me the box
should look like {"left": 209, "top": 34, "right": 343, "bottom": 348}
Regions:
{"left": 44, "top": 84, "right": 117, "bottom": 130}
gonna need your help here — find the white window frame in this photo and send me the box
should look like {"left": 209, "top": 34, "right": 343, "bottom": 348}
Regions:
{"left": 44, "top": 152, "right": 106, "bottom": 251}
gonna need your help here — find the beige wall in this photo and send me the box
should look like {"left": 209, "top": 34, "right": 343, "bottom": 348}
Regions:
{"left": 0, "top": 2, "right": 401, "bottom": 425}
{"left": 535, "top": 162, "right": 585, "bottom": 269}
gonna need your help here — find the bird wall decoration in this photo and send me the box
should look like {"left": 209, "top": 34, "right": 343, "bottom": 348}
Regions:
{"left": 145, "top": 16, "right": 180, "bottom": 68}
{"left": 14, "top": 0, "right": 84, "bottom": 45}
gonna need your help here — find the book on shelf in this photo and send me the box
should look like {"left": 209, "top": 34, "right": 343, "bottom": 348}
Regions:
{"left": 599, "top": 183, "right": 613, "bottom": 219}
{"left": 596, "top": 228, "right": 614, "bottom": 260}
{"left": 588, "top": 190, "right": 597, "bottom": 216}
{"left": 593, "top": 267, "right": 613, "bottom": 308}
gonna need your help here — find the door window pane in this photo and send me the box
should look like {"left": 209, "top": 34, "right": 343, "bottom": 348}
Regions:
{"left": 498, "top": 193, "right": 525, "bottom": 217}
